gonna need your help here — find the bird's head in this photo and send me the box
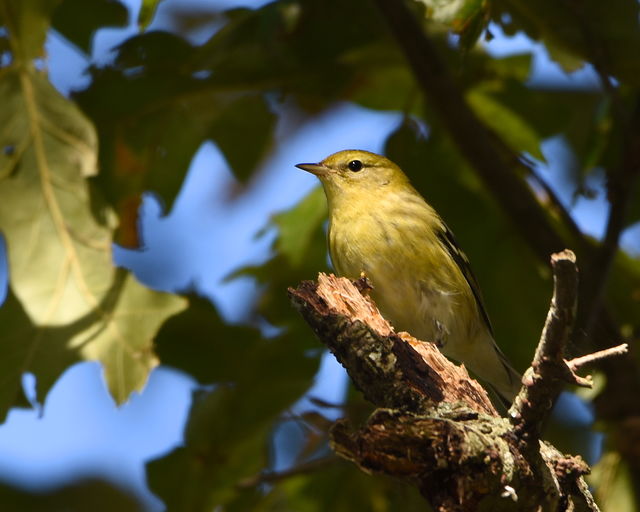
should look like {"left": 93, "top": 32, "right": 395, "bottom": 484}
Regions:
{"left": 296, "top": 150, "right": 410, "bottom": 205}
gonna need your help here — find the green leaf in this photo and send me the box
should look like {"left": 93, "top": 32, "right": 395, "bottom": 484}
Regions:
{"left": 272, "top": 186, "right": 327, "bottom": 268}
{"left": 0, "top": 290, "right": 76, "bottom": 414}
{"left": 74, "top": 32, "right": 249, "bottom": 241}
{"left": 209, "top": 94, "right": 276, "bottom": 182}
{"left": 148, "top": 334, "right": 319, "bottom": 510}
{"left": 236, "top": 186, "right": 329, "bottom": 330}
{"left": 247, "top": 462, "right": 425, "bottom": 512}
{"left": 466, "top": 86, "right": 544, "bottom": 160}
{"left": 0, "top": 0, "right": 60, "bottom": 61}
{"left": 154, "top": 295, "right": 262, "bottom": 384}
{"left": 137, "top": 0, "right": 163, "bottom": 29}
{"left": 496, "top": 0, "right": 640, "bottom": 85}
{"left": 52, "top": 0, "right": 128, "bottom": 54}
{"left": 192, "top": 0, "right": 390, "bottom": 106}
{"left": 0, "top": 66, "right": 186, "bottom": 410}
{"left": 0, "top": 478, "right": 143, "bottom": 512}
{"left": 590, "top": 451, "right": 636, "bottom": 511}
{"left": 607, "top": 249, "right": 640, "bottom": 336}
{"left": 113, "top": 30, "right": 195, "bottom": 70}
{"left": 147, "top": 388, "right": 271, "bottom": 511}
{"left": 467, "top": 82, "right": 602, "bottom": 169}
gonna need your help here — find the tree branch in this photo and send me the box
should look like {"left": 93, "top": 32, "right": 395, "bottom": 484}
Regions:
{"left": 510, "top": 250, "right": 584, "bottom": 441}
{"left": 567, "top": 343, "right": 629, "bottom": 372}
{"left": 236, "top": 456, "right": 338, "bottom": 489}
{"left": 287, "top": 251, "right": 626, "bottom": 510}
{"left": 289, "top": 274, "right": 497, "bottom": 417}
{"left": 579, "top": 98, "right": 640, "bottom": 336}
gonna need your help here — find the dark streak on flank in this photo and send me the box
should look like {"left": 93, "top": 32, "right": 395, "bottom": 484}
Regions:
{"left": 436, "top": 225, "right": 494, "bottom": 336}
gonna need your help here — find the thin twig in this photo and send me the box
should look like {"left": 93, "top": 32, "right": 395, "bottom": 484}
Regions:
{"left": 567, "top": 343, "right": 629, "bottom": 371}
{"left": 511, "top": 250, "right": 579, "bottom": 439}
{"left": 236, "top": 456, "right": 338, "bottom": 488}
{"left": 533, "top": 250, "right": 578, "bottom": 362}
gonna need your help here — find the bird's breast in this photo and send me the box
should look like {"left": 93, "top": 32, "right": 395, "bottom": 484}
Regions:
{"left": 327, "top": 201, "right": 479, "bottom": 350}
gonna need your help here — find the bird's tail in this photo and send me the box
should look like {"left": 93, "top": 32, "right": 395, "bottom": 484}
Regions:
{"left": 490, "top": 360, "right": 522, "bottom": 407}
{"left": 464, "top": 331, "right": 522, "bottom": 406}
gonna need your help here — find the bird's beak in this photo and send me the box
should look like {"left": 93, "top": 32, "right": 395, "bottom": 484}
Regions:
{"left": 295, "top": 162, "right": 330, "bottom": 176}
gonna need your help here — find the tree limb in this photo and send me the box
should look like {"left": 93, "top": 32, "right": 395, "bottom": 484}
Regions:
{"left": 579, "top": 98, "right": 640, "bottom": 336}
{"left": 287, "top": 250, "right": 625, "bottom": 510}
{"left": 567, "top": 343, "right": 629, "bottom": 372}
{"left": 510, "top": 250, "right": 592, "bottom": 443}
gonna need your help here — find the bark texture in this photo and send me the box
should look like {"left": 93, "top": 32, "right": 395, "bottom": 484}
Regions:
{"left": 288, "top": 251, "right": 624, "bottom": 511}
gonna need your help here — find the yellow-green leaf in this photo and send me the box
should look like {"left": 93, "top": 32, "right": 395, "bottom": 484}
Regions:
{"left": 273, "top": 186, "right": 327, "bottom": 268}
{"left": 466, "top": 87, "right": 545, "bottom": 160}
{"left": 0, "top": 65, "right": 186, "bottom": 411}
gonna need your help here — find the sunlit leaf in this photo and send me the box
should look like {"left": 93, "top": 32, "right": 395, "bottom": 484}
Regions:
{"left": 0, "top": 66, "right": 186, "bottom": 410}
{"left": 0, "top": 66, "right": 101, "bottom": 322}
{"left": 466, "top": 86, "right": 544, "bottom": 160}
{"left": 137, "top": 0, "right": 164, "bottom": 29}
{"left": 590, "top": 451, "right": 636, "bottom": 511}
{"left": 0, "top": 269, "right": 185, "bottom": 418}
{"left": 416, "top": 0, "right": 487, "bottom": 49}
{"left": 0, "top": 0, "right": 59, "bottom": 61}
{"left": 272, "top": 186, "right": 327, "bottom": 268}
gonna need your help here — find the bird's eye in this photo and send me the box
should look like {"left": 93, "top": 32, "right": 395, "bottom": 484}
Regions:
{"left": 348, "top": 160, "right": 363, "bottom": 172}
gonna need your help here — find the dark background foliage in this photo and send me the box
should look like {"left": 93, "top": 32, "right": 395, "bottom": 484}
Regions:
{"left": 1, "top": 0, "right": 639, "bottom": 509}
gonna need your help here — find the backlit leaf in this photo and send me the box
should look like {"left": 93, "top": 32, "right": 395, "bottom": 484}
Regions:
{"left": 272, "top": 186, "right": 327, "bottom": 268}
{"left": 0, "top": 65, "right": 186, "bottom": 411}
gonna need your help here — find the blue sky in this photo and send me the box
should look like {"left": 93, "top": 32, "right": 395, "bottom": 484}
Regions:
{"left": 0, "top": 0, "right": 635, "bottom": 509}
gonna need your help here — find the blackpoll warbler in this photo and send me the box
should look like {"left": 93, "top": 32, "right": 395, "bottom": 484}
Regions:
{"left": 297, "top": 149, "right": 521, "bottom": 403}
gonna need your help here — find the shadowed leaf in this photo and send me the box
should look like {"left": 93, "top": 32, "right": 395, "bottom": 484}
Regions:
{"left": 0, "top": 477, "right": 143, "bottom": 512}
{"left": 52, "top": 0, "right": 128, "bottom": 54}
{"left": 209, "top": 94, "right": 276, "bottom": 182}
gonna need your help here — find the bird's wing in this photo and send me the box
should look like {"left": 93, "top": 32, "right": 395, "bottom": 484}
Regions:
{"left": 436, "top": 224, "right": 494, "bottom": 336}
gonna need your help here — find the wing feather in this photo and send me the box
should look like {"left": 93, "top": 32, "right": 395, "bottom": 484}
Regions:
{"left": 436, "top": 224, "right": 494, "bottom": 336}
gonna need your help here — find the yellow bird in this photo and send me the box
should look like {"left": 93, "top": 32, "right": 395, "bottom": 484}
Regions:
{"left": 296, "top": 149, "right": 521, "bottom": 403}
